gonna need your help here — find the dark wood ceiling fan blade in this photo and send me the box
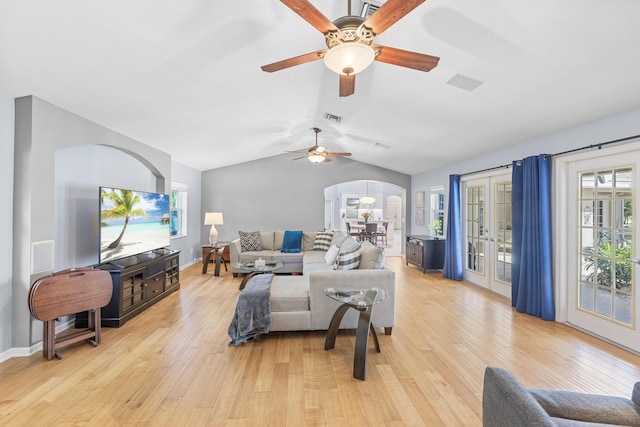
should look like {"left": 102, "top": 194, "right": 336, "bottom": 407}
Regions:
{"left": 363, "top": 0, "right": 425, "bottom": 36}
{"left": 280, "top": 0, "right": 338, "bottom": 34}
{"left": 327, "top": 152, "right": 352, "bottom": 157}
{"left": 292, "top": 155, "right": 310, "bottom": 160}
{"left": 261, "top": 49, "right": 326, "bottom": 72}
{"left": 373, "top": 45, "right": 440, "bottom": 72}
{"left": 339, "top": 74, "right": 355, "bottom": 97}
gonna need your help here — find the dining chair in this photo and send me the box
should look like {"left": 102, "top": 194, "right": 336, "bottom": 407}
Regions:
{"left": 363, "top": 223, "right": 378, "bottom": 245}
{"left": 346, "top": 222, "right": 361, "bottom": 241}
{"left": 376, "top": 222, "right": 388, "bottom": 246}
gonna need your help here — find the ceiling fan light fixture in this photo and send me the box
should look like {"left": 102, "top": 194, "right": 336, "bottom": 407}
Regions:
{"left": 323, "top": 43, "right": 375, "bottom": 75}
{"left": 308, "top": 154, "right": 325, "bottom": 164}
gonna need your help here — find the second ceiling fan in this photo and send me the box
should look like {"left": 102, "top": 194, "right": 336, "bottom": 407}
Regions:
{"left": 261, "top": 0, "right": 440, "bottom": 97}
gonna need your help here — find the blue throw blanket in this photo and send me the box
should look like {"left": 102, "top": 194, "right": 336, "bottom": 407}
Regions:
{"left": 228, "top": 273, "right": 273, "bottom": 346}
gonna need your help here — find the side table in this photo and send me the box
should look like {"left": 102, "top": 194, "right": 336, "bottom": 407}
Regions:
{"left": 233, "top": 260, "right": 284, "bottom": 290}
{"left": 324, "top": 287, "right": 386, "bottom": 380}
{"left": 202, "top": 243, "right": 229, "bottom": 276}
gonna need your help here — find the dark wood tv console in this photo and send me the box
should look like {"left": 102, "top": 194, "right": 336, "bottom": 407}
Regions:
{"left": 76, "top": 249, "right": 180, "bottom": 328}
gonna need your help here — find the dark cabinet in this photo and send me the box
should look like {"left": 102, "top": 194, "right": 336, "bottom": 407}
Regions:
{"left": 406, "top": 235, "right": 446, "bottom": 273}
{"left": 76, "top": 250, "right": 180, "bottom": 328}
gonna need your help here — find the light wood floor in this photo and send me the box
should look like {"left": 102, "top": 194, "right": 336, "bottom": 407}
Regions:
{"left": 2, "top": 257, "right": 640, "bottom": 426}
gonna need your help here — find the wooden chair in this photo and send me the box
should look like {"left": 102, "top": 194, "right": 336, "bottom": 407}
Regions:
{"left": 363, "top": 223, "right": 378, "bottom": 245}
{"left": 346, "top": 222, "right": 362, "bottom": 241}
{"left": 376, "top": 222, "right": 388, "bottom": 246}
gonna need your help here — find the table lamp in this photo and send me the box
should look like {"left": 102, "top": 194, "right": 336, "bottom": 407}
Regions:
{"left": 204, "top": 212, "right": 224, "bottom": 245}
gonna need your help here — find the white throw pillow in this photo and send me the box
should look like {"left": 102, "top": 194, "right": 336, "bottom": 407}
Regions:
{"left": 339, "top": 236, "right": 359, "bottom": 252}
{"left": 324, "top": 245, "right": 340, "bottom": 265}
{"left": 330, "top": 231, "right": 348, "bottom": 248}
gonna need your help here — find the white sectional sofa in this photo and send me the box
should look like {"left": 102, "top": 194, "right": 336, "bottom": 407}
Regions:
{"left": 229, "top": 230, "right": 396, "bottom": 334}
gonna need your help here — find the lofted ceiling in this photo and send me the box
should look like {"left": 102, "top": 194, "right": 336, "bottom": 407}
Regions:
{"left": 1, "top": 0, "right": 640, "bottom": 175}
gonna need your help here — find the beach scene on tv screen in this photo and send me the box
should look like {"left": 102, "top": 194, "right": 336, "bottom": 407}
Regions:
{"left": 100, "top": 188, "right": 170, "bottom": 263}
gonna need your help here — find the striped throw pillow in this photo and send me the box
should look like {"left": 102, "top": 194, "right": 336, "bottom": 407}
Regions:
{"left": 313, "top": 231, "right": 334, "bottom": 251}
{"left": 335, "top": 243, "right": 363, "bottom": 270}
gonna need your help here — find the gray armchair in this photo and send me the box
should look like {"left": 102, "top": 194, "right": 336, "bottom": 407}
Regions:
{"left": 482, "top": 366, "right": 640, "bottom": 426}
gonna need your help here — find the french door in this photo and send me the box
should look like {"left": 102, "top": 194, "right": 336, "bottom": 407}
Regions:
{"left": 567, "top": 151, "right": 639, "bottom": 352}
{"left": 462, "top": 173, "right": 512, "bottom": 298}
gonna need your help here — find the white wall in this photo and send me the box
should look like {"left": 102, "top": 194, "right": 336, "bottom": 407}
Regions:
{"left": 0, "top": 93, "right": 14, "bottom": 359}
{"left": 411, "top": 107, "right": 640, "bottom": 236}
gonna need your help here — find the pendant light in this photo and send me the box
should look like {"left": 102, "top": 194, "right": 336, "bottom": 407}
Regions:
{"left": 360, "top": 181, "right": 375, "bottom": 204}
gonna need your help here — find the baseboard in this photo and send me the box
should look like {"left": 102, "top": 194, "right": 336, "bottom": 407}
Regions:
{"left": 0, "top": 318, "right": 75, "bottom": 363}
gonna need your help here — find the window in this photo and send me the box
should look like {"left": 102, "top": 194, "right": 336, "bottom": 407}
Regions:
{"left": 170, "top": 183, "right": 187, "bottom": 238}
{"left": 430, "top": 185, "right": 445, "bottom": 237}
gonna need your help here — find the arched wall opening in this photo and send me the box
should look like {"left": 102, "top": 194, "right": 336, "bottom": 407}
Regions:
{"left": 324, "top": 180, "right": 406, "bottom": 253}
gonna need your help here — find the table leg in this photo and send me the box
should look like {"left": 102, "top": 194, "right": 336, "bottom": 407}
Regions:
{"left": 353, "top": 306, "right": 373, "bottom": 380}
{"left": 202, "top": 249, "right": 214, "bottom": 274}
{"left": 214, "top": 251, "right": 222, "bottom": 276}
{"left": 239, "top": 272, "right": 258, "bottom": 291}
{"left": 324, "top": 304, "right": 351, "bottom": 350}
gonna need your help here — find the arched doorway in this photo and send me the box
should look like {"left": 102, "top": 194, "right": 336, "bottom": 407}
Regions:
{"left": 324, "top": 180, "right": 405, "bottom": 255}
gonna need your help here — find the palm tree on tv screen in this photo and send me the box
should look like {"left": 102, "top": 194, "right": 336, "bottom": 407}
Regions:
{"left": 102, "top": 189, "right": 147, "bottom": 249}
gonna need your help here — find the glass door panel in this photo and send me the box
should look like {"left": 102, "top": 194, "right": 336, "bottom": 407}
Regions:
{"left": 567, "top": 150, "right": 639, "bottom": 353}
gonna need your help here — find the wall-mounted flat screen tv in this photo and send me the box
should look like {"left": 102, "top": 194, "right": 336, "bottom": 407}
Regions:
{"left": 99, "top": 187, "right": 171, "bottom": 264}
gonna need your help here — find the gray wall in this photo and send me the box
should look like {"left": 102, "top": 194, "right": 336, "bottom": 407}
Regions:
{"left": 170, "top": 160, "right": 203, "bottom": 266}
{"left": 201, "top": 155, "right": 411, "bottom": 244}
{"left": 12, "top": 96, "right": 173, "bottom": 351}
{"left": 411, "top": 107, "right": 640, "bottom": 236}
{"left": 0, "top": 93, "right": 14, "bottom": 358}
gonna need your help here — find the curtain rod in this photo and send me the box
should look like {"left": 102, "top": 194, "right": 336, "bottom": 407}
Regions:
{"left": 460, "top": 134, "right": 640, "bottom": 177}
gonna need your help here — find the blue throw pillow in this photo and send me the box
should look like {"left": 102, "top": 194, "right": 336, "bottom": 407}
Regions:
{"left": 281, "top": 230, "right": 303, "bottom": 253}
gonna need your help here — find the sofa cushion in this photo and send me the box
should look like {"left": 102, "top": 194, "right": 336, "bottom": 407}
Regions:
{"left": 303, "top": 250, "right": 327, "bottom": 265}
{"left": 257, "top": 231, "right": 273, "bottom": 250}
{"left": 272, "top": 251, "right": 305, "bottom": 264}
{"left": 282, "top": 230, "right": 303, "bottom": 253}
{"left": 335, "top": 243, "right": 363, "bottom": 270}
{"left": 324, "top": 245, "right": 340, "bottom": 265}
{"left": 529, "top": 388, "right": 640, "bottom": 426}
{"left": 313, "top": 231, "right": 334, "bottom": 251}
{"left": 303, "top": 232, "right": 317, "bottom": 251}
{"left": 359, "top": 242, "right": 385, "bottom": 269}
{"left": 274, "top": 230, "right": 285, "bottom": 250}
{"left": 270, "top": 276, "right": 309, "bottom": 312}
{"left": 239, "top": 231, "right": 262, "bottom": 251}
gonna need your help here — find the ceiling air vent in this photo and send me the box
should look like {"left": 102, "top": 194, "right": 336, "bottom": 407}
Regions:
{"left": 360, "top": 1, "right": 382, "bottom": 19}
{"left": 325, "top": 113, "right": 342, "bottom": 123}
{"left": 446, "top": 74, "right": 484, "bottom": 92}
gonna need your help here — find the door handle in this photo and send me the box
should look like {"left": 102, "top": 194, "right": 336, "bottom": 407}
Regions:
{"left": 631, "top": 258, "right": 640, "bottom": 265}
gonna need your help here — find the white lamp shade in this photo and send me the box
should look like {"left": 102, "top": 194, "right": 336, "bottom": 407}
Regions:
{"left": 204, "top": 212, "right": 223, "bottom": 225}
{"left": 323, "top": 43, "right": 375, "bottom": 75}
